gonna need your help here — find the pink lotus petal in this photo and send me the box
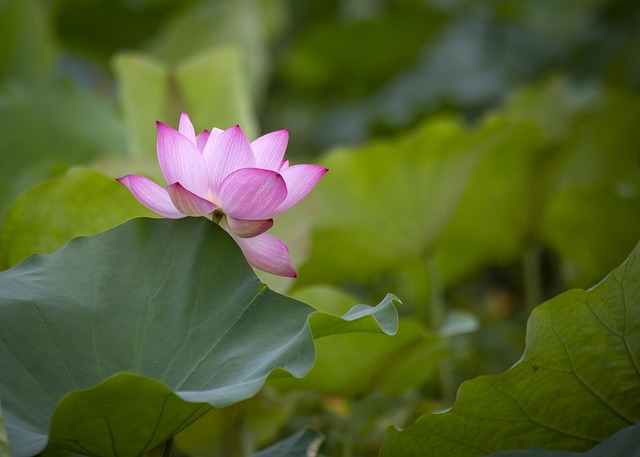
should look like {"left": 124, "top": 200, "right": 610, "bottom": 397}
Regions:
{"left": 251, "top": 130, "right": 289, "bottom": 171}
{"left": 179, "top": 112, "right": 196, "bottom": 144}
{"left": 196, "top": 130, "right": 210, "bottom": 152}
{"left": 279, "top": 159, "right": 289, "bottom": 171}
{"left": 222, "top": 223, "right": 296, "bottom": 277}
{"left": 117, "top": 174, "right": 185, "bottom": 219}
{"left": 202, "top": 125, "right": 256, "bottom": 197}
{"left": 273, "top": 164, "right": 328, "bottom": 214}
{"left": 167, "top": 182, "right": 216, "bottom": 217}
{"left": 157, "top": 122, "right": 208, "bottom": 197}
{"left": 218, "top": 168, "right": 287, "bottom": 220}
{"left": 226, "top": 216, "right": 273, "bottom": 238}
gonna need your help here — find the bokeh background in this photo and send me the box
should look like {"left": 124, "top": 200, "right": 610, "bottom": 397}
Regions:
{"left": 1, "top": 0, "right": 639, "bottom": 455}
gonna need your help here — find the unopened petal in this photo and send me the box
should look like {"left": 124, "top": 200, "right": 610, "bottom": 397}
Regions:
{"left": 196, "top": 130, "right": 210, "bottom": 152}
{"left": 273, "top": 164, "right": 328, "bottom": 214}
{"left": 218, "top": 168, "right": 287, "bottom": 220}
{"left": 179, "top": 112, "right": 196, "bottom": 144}
{"left": 202, "top": 125, "right": 256, "bottom": 197}
{"left": 226, "top": 216, "right": 273, "bottom": 238}
{"left": 157, "top": 122, "right": 208, "bottom": 197}
{"left": 167, "top": 182, "right": 216, "bottom": 217}
{"left": 251, "top": 130, "right": 289, "bottom": 171}
{"left": 222, "top": 223, "right": 296, "bottom": 277}
{"left": 117, "top": 174, "right": 185, "bottom": 219}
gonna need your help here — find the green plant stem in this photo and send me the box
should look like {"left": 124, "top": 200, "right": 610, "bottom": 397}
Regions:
{"left": 161, "top": 437, "right": 174, "bottom": 457}
{"left": 426, "top": 257, "right": 455, "bottom": 405}
{"left": 523, "top": 245, "right": 543, "bottom": 314}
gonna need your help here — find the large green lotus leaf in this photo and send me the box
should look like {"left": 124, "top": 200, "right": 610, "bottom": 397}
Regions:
{"left": 0, "top": 168, "right": 154, "bottom": 270}
{"left": 0, "top": 399, "right": 8, "bottom": 457}
{"left": 271, "top": 286, "right": 444, "bottom": 396}
{"left": 0, "top": 218, "right": 399, "bottom": 456}
{"left": 251, "top": 429, "right": 323, "bottom": 457}
{"left": 486, "top": 421, "right": 640, "bottom": 457}
{"left": 433, "top": 120, "right": 544, "bottom": 285}
{"left": 299, "top": 117, "right": 537, "bottom": 284}
{"left": 381, "top": 242, "right": 640, "bottom": 456}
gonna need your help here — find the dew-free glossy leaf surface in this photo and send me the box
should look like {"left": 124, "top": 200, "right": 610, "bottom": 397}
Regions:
{"left": 0, "top": 218, "right": 398, "bottom": 456}
{"left": 382, "top": 242, "right": 640, "bottom": 456}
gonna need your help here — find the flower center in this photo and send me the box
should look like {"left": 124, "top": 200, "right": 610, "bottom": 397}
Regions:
{"left": 211, "top": 208, "right": 225, "bottom": 224}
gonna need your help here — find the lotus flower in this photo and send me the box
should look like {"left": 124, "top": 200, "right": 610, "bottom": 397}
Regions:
{"left": 117, "top": 113, "right": 327, "bottom": 277}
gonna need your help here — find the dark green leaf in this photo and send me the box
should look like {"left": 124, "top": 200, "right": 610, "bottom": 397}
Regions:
{"left": 0, "top": 399, "right": 8, "bottom": 457}
{"left": 382, "top": 241, "right": 640, "bottom": 456}
{"left": 486, "top": 421, "right": 640, "bottom": 457}
{"left": 0, "top": 218, "right": 399, "bottom": 456}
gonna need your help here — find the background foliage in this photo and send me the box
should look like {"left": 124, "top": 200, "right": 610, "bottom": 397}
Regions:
{"left": 0, "top": 0, "right": 639, "bottom": 456}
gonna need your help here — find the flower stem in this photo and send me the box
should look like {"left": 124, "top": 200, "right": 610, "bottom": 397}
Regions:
{"left": 161, "top": 438, "right": 174, "bottom": 457}
{"left": 426, "top": 257, "right": 455, "bottom": 405}
{"left": 523, "top": 245, "right": 543, "bottom": 314}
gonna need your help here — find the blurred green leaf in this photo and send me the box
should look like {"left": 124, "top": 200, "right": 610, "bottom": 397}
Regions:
{"left": 112, "top": 53, "right": 169, "bottom": 159}
{"left": 250, "top": 429, "right": 323, "bottom": 457}
{"left": 543, "top": 182, "right": 640, "bottom": 288}
{"left": 0, "top": 218, "right": 399, "bottom": 456}
{"left": 52, "top": 0, "right": 179, "bottom": 63}
{"left": 279, "top": 3, "right": 445, "bottom": 99}
{"left": 299, "top": 117, "right": 537, "bottom": 287}
{"left": 382, "top": 241, "right": 640, "bottom": 456}
{"left": 541, "top": 89, "right": 640, "bottom": 287}
{"left": 113, "top": 48, "right": 258, "bottom": 160}
{"left": 175, "top": 393, "right": 292, "bottom": 457}
{"left": 434, "top": 118, "right": 544, "bottom": 285}
{"left": 0, "top": 168, "right": 154, "bottom": 270}
{"left": 0, "top": 78, "right": 125, "bottom": 213}
{"left": 175, "top": 48, "right": 258, "bottom": 139}
{"left": 0, "top": 0, "right": 56, "bottom": 83}
{"left": 151, "top": 0, "right": 275, "bottom": 102}
{"left": 271, "top": 286, "right": 444, "bottom": 396}
{"left": 486, "top": 421, "right": 640, "bottom": 456}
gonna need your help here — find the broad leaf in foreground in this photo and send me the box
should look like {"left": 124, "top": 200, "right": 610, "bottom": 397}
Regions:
{"left": 0, "top": 399, "right": 8, "bottom": 457}
{"left": 487, "top": 421, "right": 640, "bottom": 457}
{"left": 0, "top": 218, "right": 399, "bottom": 456}
{"left": 382, "top": 242, "right": 640, "bottom": 456}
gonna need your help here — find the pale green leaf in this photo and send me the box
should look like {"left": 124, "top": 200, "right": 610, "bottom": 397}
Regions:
{"left": 112, "top": 52, "right": 169, "bottom": 160}
{"left": 0, "top": 168, "right": 154, "bottom": 270}
{"left": 175, "top": 47, "right": 258, "bottom": 140}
